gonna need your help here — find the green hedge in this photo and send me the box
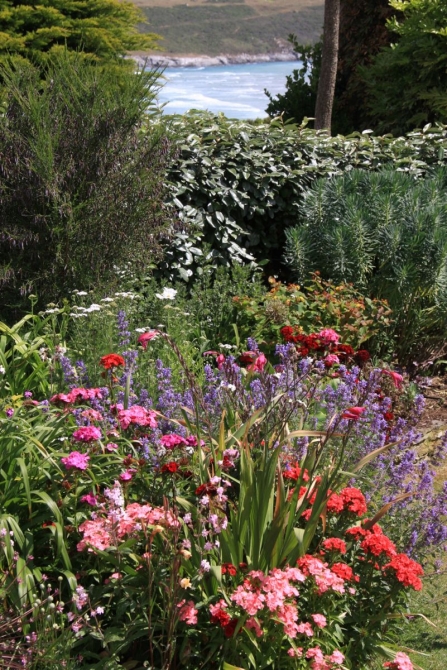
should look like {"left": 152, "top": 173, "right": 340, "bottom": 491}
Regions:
{"left": 161, "top": 113, "right": 447, "bottom": 281}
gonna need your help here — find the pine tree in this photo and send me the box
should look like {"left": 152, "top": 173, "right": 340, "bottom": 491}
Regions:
{"left": 0, "top": 0, "right": 158, "bottom": 68}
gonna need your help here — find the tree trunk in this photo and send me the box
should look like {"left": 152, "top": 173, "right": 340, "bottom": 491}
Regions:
{"left": 315, "top": 0, "right": 340, "bottom": 132}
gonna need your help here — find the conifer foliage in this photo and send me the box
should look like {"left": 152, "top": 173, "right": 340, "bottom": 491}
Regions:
{"left": 284, "top": 168, "right": 447, "bottom": 363}
{"left": 0, "top": 0, "right": 158, "bottom": 67}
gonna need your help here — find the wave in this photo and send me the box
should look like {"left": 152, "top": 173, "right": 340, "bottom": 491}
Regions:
{"left": 157, "top": 60, "right": 299, "bottom": 119}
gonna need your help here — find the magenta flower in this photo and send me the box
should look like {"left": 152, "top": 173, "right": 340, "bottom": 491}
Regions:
{"left": 61, "top": 451, "right": 90, "bottom": 471}
{"left": 318, "top": 328, "right": 340, "bottom": 345}
{"left": 160, "top": 433, "right": 187, "bottom": 449}
{"left": 119, "top": 469, "right": 135, "bottom": 482}
{"left": 81, "top": 493, "right": 98, "bottom": 506}
{"left": 73, "top": 426, "right": 102, "bottom": 442}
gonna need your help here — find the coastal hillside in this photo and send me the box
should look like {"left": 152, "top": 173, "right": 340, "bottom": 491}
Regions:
{"left": 134, "top": 0, "right": 323, "bottom": 56}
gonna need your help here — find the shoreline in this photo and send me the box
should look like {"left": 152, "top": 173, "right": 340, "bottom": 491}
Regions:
{"left": 132, "top": 51, "right": 299, "bottom": 69}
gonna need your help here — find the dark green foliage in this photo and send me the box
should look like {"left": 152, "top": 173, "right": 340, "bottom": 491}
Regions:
{"left": 361, "top": 0, "right": 447, "bottom": 135}
{"left": 283, "top": 168, "right": 447, "bottom": 364}
{"left": 265, "top": 38, "right": 321, "bottom": 125}
{"left": 164, "top": 112, "right": 447, "bottom": 283}
{"left": 0, "top": 0, "right": 158, "bottom": 69}
{"left": 266, "top": 1, "right": 394, "bottom": 134}
{"left": 334, "top": 0, "right": 394, "bottom": 134}
{"left": 0, "top": 52, "right": 172, "bottom": 319}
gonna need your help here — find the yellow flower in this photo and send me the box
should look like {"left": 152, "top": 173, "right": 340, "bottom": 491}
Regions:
{"left": 180, "top": 578, "right": 191, "bottom": 589}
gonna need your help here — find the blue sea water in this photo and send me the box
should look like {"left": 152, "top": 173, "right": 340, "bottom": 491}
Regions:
{"left": 156, "top": 60, "right": 301, "bottom": 120}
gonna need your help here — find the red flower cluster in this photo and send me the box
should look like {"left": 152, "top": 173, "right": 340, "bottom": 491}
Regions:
{"left": 384, "top": 554, "right": 424, "bottom": 591}
{"left": 360, "top": 534, "right": 397, "bottom": 558}
{"left": 195, "top": 482, "right": 218, "bottom": 497}
{"left": 331, "top": 562, "right": 359, "bottom": 582}
{"left": 280, "top": 326, "right": 369, "bottom": 365}
{"left": 354, "top": 349, "right": 370, "bottom": 364}
{"left": 321, "top": 538, "right": 347, "bottom": 554}
{"left": 222, "top": 563, "right": 237, "bottom": 576}
{"left": 290, "top": 484, "right": 367, "bottom": 521}
{"left": 161, "top": 462, "right": 179, "bottom": 474}
{"left": 345, "top": 522, "right": 382, "bottom": 541}
{"left": 100, "top": 354, "right": 125, "bottom": 370}
{"left": 340, "top": 488, "right": 368, "bottom": 516}
{"left": 283, "top": 464, "right": 310, "bottom": 482}
{"left": 325, "top": 488, "right": 366, "bottom": 516}
{"left": 209, "top": 600, "right": 239, "bottom": 637}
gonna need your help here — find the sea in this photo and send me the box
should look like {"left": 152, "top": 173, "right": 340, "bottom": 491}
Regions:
{"left": 155, "top": 60, "right": 302, "bottom": 120}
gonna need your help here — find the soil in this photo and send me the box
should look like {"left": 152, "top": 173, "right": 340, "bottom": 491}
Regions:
{"left": 413, "top": 376, "right": 447, "bottom": 483}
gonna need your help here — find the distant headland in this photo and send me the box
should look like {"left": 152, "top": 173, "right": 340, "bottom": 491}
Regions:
{"left": 132, "top": 51, "right": 299, "bottom": 68}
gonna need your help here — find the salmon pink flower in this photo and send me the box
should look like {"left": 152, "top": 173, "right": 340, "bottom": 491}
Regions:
{"left": 247, "top": 353, "right": 267, "bottom": 372}
{"left": 382, "top": 369, "right": 404, "bottom": 389}
{"left": 341, "top": 406, "right": 365, "bottom": 420}
{"left": 81, "top": 409, "right": 103, "bottom": 421}
{"left": 118, "top": 405, "right": 157, "bottom": 430}
{"left": 383, "top": 652, "right": 414, "bottom": 670}
{"left": 296, "top": 621, "right": 314, "bottom": 636}
{"left": 311, "top": 613, "right": 327, "bottom": 628}
{"left": 324, "top": 354, "right": 339, "bottom": 367}
{"left": 137, "top": 331, "right": 158, "bottom": 349}
{"left": 328, "top": 650, "right": 345, "bottom": 665}
{"left": 177, "top": 599, "right": 198, "bottom": 625}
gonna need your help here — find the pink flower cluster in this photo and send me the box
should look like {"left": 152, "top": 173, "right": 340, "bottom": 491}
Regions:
{"left": 294, "top": 646, "right": 345, "bottom": 669}
{"left": 207, "top": 566, "right": 341, "bottom": 641}
{"left": 77, "top": 497, "right": 179, "bottom": 552}
{"left": 117, "top": 405, "right": 157, "bottom": 430}
{"left": 296, "top": 556, "right": 345, "bottom": 595}
{"left": 177, "top": 599, "right": 198, "bottom": 625}
{"left": 160, "top": 433, "right": 187, "bottom": 449}
{"left": 318, "top": 329, "right": 340, "bottom": 345}
{"left": 72, "top": 426, "right": 102, "bottom": 442}
{"left": 50, "top": 387, "right": 104, "bottom": 404}
{"left": 383, "top": 652, "right": 414, "bottom": 670}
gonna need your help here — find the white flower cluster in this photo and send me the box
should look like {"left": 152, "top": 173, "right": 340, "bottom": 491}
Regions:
{"left": 156, "top": 287, "right": 177, "bottom": 301}
{"left": 69, "top": 291, "right": 138, "bottom": 318}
